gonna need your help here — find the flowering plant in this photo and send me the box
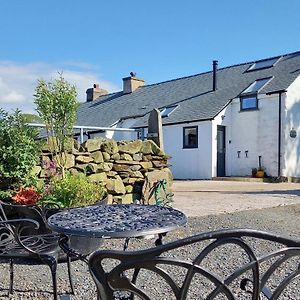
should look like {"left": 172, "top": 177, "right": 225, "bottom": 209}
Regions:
{"left": 11, "top": 187, "right": 42, "bottom": 205}
{"left": 7, "top": 169, "right": 107, "bottom": 208}
{"left": 42, "top": 160, "right": 58, "bottom": 177}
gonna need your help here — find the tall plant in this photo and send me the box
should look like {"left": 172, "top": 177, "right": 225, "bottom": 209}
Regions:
{"left": 34, "top": 74, "right": 79, "bottom": 177}
{"left": 0, "top": 109, "right": 40, "bottom": 193}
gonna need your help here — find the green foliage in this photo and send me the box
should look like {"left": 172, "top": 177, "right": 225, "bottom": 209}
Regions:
{"left": 34, "top": 74, "right": 79, "bottom": 176}
{"left": 0, "top": 109, "right": 40, "bottom": 192}
{"left": 21, "top": 113, "right": 42, "bottom": 123}
{"left": 39, "top": 172, "right": 107, "bottom": 208}
{"left": 0, "top": 190, "right": 13, "bottom": 201}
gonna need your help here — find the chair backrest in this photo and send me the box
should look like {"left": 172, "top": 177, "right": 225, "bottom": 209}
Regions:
{"left": 0, "top": 201, "right": 8, "bottom": 216}
{"left": 0, "top": 201, "right": 51, "bottom": 235}
{"left": 89, "top": 229, "right": 300, "bottom": 300}
{"left": 0, "top": 202, "right": 17, "bottom": 254}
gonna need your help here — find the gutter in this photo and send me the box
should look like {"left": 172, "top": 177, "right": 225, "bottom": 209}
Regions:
{"left": 266, "top": 89, "right": 286, "bottom": 177}
{"left": 132, "top": 117, "right": 214, "bottom": 129}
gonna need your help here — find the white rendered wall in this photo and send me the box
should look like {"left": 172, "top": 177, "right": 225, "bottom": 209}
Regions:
{"left": 282, "top": 75, "right": 300, "bottom": 177}
{"left": 227, "top": 94, "right": 280, "bottom": 177}
{"left": 163, "top": 121, "right": 213, "bottom": 179}
{"left": 89, "top": 119, "right": 138, "bottom": 141}
{"left": 109, "top": 119, "right": 139, "bottom": 141}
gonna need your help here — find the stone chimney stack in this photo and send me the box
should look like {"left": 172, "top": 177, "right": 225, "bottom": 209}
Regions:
{"left": 122, "top": 72, "right": 145, "bottom": 94}
{"left": 86, "top": 84, "right": 108, "bottom": 102}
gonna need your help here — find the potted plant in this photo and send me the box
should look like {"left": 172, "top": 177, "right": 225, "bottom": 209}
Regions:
{"left": 256, "top": 167, "right": 265, "bottom": 178}
{"left": 255, "top": 156, "right": 265, "bottom": 178}
{"left": 251, "top": 168, "right": 257, "bottom": 178}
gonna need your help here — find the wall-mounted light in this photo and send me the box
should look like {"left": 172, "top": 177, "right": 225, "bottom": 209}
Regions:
{"left": 290, "top": 128, "right": 297, "bottom": 138}
{"left": 221, "top": 115, "right": 225, "bottom": 120}
{"left": 237, "top": 151, "right": 241, "bottom": 158}
{"left": 245, "top": 150, "right": 248, "bottom": 158}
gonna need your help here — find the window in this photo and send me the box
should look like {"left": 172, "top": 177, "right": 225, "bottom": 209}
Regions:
{"left": 183, "top": 126, "right": 198, "bottom": 148}
{"left": 246, "top": 57, "right": 281, "bottom": 72}
{"left": 239, "top": 77, "right": 272, "bottom": 111}
{"left": 240, "top": 95, "right": 258, "bottom": 110}
{"left": 137, "top": 128, "right": 145, "bottom": 140}
{"left": 241, "top": 78, "right": 272, "bottom": 95}
{"left": 160, "top": 105, "right": 178, "bottom": 118}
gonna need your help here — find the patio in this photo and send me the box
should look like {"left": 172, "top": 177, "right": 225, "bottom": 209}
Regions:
{"left": 0, "top": 202, "right": 298, "bottom": 299}
{"left": 172, "top": 180, "right": 300, "bottom": 217}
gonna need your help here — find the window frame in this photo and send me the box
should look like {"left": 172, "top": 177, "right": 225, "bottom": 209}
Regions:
{"left": 239, "top": 77, "right": 272, "bottom": 111}
{"left": 240, "top": 94, "right": 258, "bottom": 111}
{"left": 245, "top": 57, "right": 281, "bottom": 72}
{"left": 183, "top": 126, "right": 198, "bottom": 149}
{"left": 160, "top": 105, "right": 179, "bottom": 118}
{"left": 241, "top": 77, "right": 272, "bottom": 95}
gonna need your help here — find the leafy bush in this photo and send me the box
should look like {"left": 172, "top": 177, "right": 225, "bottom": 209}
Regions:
{"left": 0, "top": 109, "right": 40, "bottom": 193}
{"left": 39, "top": 172, "right": 107, "bottom": 208}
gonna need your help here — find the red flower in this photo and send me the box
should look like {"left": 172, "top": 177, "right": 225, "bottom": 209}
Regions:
{"left": 11, "top": 187, "right": 42, "bottom": 205}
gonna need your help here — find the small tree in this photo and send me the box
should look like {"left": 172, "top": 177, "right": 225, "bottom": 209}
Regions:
{"left": 34, "top": 74, "right": 79, "bottom": 177}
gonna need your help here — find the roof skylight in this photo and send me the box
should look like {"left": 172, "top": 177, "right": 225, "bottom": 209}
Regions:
{"left": 241, "top": 78, "right": 272, "bottom": 95}
{"left": 246, "top": 57, "right": 281, "bottom": 71}
{"left": 160, "top": 105, "right": 178, "bottom": 118}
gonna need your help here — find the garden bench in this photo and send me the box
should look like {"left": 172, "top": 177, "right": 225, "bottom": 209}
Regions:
{"left": 89, "top": 228, "right": 300, "bottom": 299}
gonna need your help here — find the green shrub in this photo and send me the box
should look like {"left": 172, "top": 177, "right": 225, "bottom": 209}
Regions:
{"left": 0, "top": 109, "right": 40, "bottom": 193}
{"left": 39, "top": 172, "right": 107, "bottom": 208}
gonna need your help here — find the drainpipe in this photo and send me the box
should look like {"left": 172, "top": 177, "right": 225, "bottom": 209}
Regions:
{"left": 266, "top": 90, "right": 286, "bottom": 178}
{"left": 212, "top": 60, "right": 218, "bottom": 91}
{"left": 277, "top": 92, "right": 282, "bottom": 177}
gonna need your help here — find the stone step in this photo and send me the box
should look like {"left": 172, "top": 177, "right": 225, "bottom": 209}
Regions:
{"left": 212, "top": 176, "right": 271, "bottom": 182}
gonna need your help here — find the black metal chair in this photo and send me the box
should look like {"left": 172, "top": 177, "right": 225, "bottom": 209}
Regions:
{"left": 0, "top": 202, "right": 74, "bottom": 300}
{"left": 88, "top": 229, "right": 300, "bottom": 300}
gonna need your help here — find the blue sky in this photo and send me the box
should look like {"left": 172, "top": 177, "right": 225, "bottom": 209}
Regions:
{"left": 0, "top": 0, "right": 299, "bottom": 113}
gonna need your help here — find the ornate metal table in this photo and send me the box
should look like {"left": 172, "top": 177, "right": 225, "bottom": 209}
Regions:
{"left": 48, "top": 204, "right": 187, "bottom": 238}
{"left": 47, "top": 204, "right": 187, "bottom": 260}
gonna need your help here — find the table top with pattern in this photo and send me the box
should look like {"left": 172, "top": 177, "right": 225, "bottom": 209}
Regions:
{"left": 47, "top": 204, "right": 187, "bottom": 238}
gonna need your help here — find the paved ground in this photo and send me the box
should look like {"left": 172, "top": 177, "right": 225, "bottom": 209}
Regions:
{"left": 172, "top": 180, "right": 300, "bottom": 217}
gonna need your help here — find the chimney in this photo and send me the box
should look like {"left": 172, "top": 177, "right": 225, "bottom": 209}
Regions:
{"left": 123, "top": 72, "right": 145, "bottom": 94}
{"left": 86, "top": 84, "right": 108, "bottom": 102}
{"left": 213, "top": 60, "right": 218, "bottom": 91}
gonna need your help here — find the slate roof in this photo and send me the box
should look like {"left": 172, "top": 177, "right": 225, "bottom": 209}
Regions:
{"left": 76, "top": 51, "right": 300, "bottom": 128}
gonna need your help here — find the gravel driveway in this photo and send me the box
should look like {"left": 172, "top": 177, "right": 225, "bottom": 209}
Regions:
{"left": 0, "top": 181, "right": 299, "bottom": 299}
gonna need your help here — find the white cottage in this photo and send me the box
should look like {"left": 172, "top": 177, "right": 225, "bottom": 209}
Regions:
{"left": 76, "top": 52, "right": 300, "bottom": 180}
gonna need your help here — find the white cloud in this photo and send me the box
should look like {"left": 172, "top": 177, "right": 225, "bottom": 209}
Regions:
{"left": 0, "top": 61, "right": 119, "bottom": 113}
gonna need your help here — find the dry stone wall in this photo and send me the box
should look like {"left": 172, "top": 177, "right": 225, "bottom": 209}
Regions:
{"left": 37, "top": 139, "right": 172, "bottom": 204}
